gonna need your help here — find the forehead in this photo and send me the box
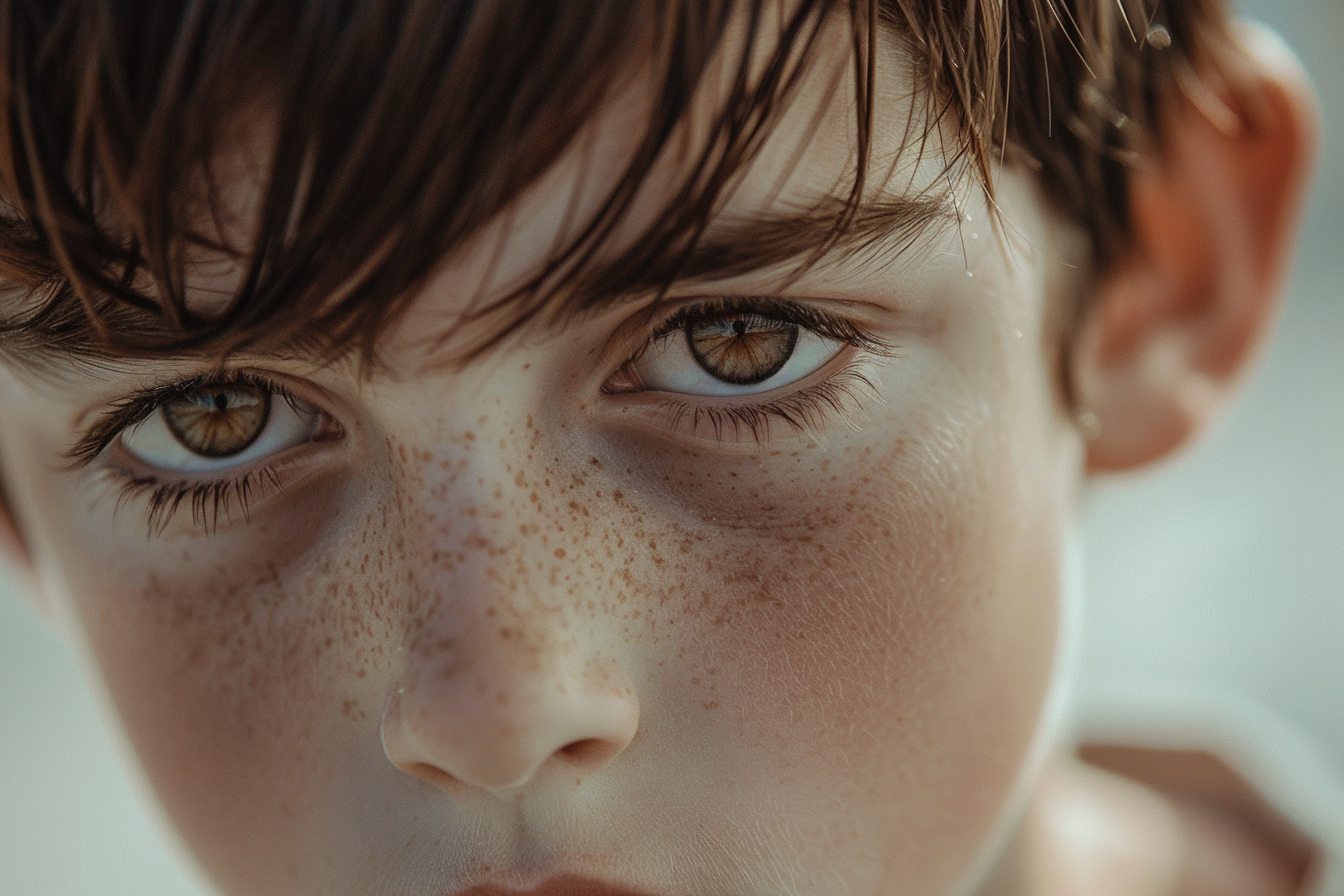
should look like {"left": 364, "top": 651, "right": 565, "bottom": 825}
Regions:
{"left": 198, "top": 6, "right": 952, "bottom": 298}
{"left": 370, "top": 16, "right": 958, "bottom": 364}
{"left": 1, "top": 3, "right": 961, "bottom": 377}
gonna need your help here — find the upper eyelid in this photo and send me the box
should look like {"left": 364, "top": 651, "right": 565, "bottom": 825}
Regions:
{"left": 64, "top": 371, "right": 299, "bottom": 469}
{"left": 639, "top": 295, "right": 895, "bottom": 355}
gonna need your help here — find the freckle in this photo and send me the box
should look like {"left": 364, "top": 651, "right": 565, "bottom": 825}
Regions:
{"left": 554, "top": 548, "right": 566, "bottom": 559}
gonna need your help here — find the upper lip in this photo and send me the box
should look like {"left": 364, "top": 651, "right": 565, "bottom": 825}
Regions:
{"left": 451, "top": 876, "right": 659, "bottom": 896}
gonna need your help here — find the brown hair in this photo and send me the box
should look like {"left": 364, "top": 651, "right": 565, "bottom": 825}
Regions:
{"left": 0, "top": 0, "right": 1238, "bottom": 364}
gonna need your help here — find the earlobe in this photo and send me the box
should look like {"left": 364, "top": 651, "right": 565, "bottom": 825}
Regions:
{"left": 1072, "top": 23, "right": 1320, "bottom": 474}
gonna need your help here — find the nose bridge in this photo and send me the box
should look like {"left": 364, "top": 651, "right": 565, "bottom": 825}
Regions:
{"left": 404, "top": 549, "right": 572, "bottom": 706}
{"left": 383, "top": 410, "right": 639, "bottom": 794}
{"left": 405, "top": 411, "right": 565, "bottom": 628}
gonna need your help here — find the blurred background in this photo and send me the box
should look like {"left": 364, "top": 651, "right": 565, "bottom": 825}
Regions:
{"left": 2, "top": 0, "right": 1342, "bottom": 892}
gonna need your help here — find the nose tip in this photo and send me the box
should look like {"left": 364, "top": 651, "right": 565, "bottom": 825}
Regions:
{"left": 382, "top": 668, "right": 640, "bottom": 795}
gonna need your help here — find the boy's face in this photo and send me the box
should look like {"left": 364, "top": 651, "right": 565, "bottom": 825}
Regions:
{"left": 0, "top": 26, "right": 1086, "bottom": 896}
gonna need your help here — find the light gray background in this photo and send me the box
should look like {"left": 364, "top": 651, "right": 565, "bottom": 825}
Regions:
{"left": 2, "top": 1, "right": 1342, "bottom": 893}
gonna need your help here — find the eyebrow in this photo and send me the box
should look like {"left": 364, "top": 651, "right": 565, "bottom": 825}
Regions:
{"left": 0, "top": 295, "right": 270, "bottom": 384}
{"left": 0, "top": 190, "right": 957, "bottom": 379}
{"left": 0, "top": 335, "right": 213, "bottom": 385}
{"left": 641, "top": 190, "right": 958, "bottom": 288}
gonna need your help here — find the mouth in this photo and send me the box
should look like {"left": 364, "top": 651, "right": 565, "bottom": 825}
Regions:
{"left": 451, "top": 876, "right": 659, "bottom": 896}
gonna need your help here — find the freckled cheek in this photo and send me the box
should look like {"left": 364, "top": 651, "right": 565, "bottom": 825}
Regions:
{"left": 644, "top": 453, "right": 971, "bottom": 749}
{"left": 48, "top": 473, "right": 395, "bottom": 886}
{"left": 622, "top": 426, "right": 979, "bottom": 676}
{"left": 621, "top": 408, "right": 1058, "bottom": 866}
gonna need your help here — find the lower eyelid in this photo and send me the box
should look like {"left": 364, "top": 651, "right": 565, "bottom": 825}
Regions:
{"left": 603, "top": 350, "right": 881, "bottom": 447}
{"left": 86, "top": 409, "right": 348, "bottom": 530}
{"left": 92, "top": 440, "right": 344, "bottom": 535}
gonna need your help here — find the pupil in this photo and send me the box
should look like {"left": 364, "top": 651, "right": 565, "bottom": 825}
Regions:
{"left": 162, "top": 386, "right": 270, "bottom": 458}
{"left": 686, "top": 313, "right": 798, "bottom": 386}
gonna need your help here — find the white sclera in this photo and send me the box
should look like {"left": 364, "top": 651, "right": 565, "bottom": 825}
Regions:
{"left": 634, "top": 325, "right": 845, "bottom": 397}
{"left": 119, "top": 395, "right": 321, "bottom": 474}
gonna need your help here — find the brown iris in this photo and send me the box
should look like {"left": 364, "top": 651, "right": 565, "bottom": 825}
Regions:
{"left": 161, "top": 386, "right": 271, "bottom": 458}
{"left": 686, "top": 313, "right": 798, "bottom": 385}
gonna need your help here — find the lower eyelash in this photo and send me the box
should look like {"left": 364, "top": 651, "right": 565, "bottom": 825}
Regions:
{"left": 657, "top": 362, "right": 882, "bottom": 444}
{"left": 104, "top": 465, "right": 283, "bottom": 537}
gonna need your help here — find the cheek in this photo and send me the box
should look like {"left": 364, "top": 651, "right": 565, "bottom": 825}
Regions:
{"left": 38, "top": 470, "right": 408, "bottom": 892}
{"left": 605, "top": 393, "right": 1063, "bottom": 891}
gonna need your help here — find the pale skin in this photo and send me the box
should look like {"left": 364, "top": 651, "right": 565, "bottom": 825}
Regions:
{"left": 0, "top": 16, "right": 1318, "bottom": 896}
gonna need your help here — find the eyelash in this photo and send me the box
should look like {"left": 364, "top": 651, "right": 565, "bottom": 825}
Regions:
{"left": 620, "top": 296, "right": 894, "bottom": 443}
{"left": 645, "top": 296, "right": 890, "bottom": 353}
{"left": 68, "top": 371, "right": 310, "bottom": 536}
{"left": 105, "top": 466, "right": 283, "bottom": 536}
{"left": 659, "top": 365, "right": 882, "bottom": 442}
{"left": 68, "top": 301, "right": 887, "bottom": 533}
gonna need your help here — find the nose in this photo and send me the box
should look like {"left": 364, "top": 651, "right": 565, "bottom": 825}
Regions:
{"left": 384, "top": 644, "right": 639, "bottom": 789}
{"left": 377, "top": 402, "right": 640, "bottom": 796}
{"left": 379, "top": 599, "right": 639, "bottom": 795}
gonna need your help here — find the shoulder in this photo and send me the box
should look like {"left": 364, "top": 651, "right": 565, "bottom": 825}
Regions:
{"left": 980, "top": 694, "right": 1344, "bottom": 896}
{"left": 1023, "top": 745, "right": 1322, "bottom": 896}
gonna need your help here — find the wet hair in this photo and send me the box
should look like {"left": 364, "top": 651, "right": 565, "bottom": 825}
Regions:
{"left": 0, "top": 0, "right": 1239, "bottom": 364}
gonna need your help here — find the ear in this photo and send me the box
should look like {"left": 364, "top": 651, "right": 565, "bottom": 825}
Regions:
{"left": 1071, "top": 23, "right": 1320, "bottom": 473}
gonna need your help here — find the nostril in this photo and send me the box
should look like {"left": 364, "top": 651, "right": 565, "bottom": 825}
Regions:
{"left": 557, "top": 737, "right": 623, "bottom": 766}
{"left": 404, "top": 761, "right": 459, "bottom": 791}
{"left": 383, "top": 658, "right": 640, "bottom": 793}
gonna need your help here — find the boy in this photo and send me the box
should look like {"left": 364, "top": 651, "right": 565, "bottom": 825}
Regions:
{"left": 0, "top": 0, "right": 1324, "bottom": 894}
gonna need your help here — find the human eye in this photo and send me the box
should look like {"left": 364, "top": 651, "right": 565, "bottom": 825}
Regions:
{"left": 67, "top": 371, "right": 342, "bottom": 533}
{"left": 604, "top": 297, "right": 894, "bottom": 442}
